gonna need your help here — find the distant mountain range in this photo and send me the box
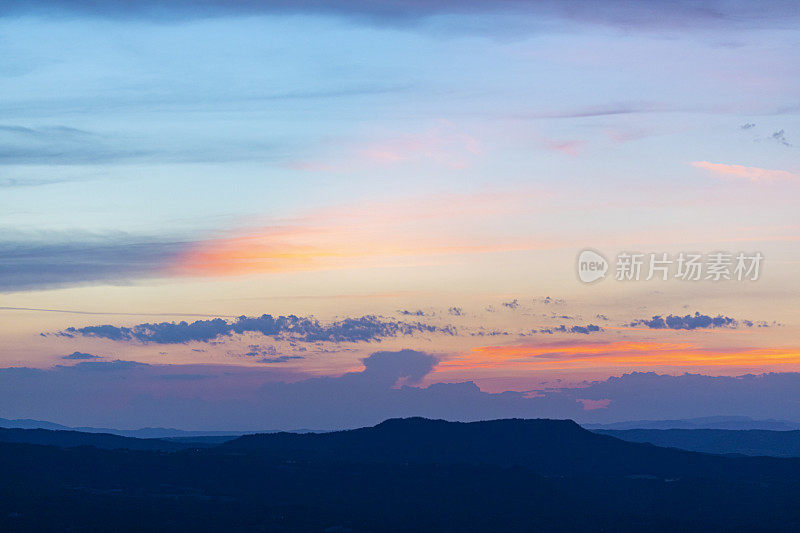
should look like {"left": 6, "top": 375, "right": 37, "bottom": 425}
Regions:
{"left": 596, "top": 429, "right": 800, "bottom": 457}
{"left": 5, "top": 414, "right": 799, "bottom": 437}
{"left": 0, "top": 417, "right": 321, "bottom": 438}
{"left": 584, "top": 415, "right": 800, "bottom": 431}
{"left": 0, "top": 427, "right": 191, "bottom": 451}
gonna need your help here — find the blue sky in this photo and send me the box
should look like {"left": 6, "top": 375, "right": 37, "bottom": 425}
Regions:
{"left": 1, "top": 1, "right": 799, "bottom": 427}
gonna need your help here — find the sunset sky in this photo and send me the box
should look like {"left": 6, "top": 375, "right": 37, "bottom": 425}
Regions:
{"left": 1, "top": 1, "right": 799, "bottom": 428}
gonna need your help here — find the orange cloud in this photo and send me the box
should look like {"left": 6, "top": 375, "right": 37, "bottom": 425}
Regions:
{"left": 690, "top": 161, "right": 798, "bottom": 183}
{"left": 172, "top": 189, "right": 557, "bottom": 277}
{"left": 439, "top": 341, "right": 800, "bottom": 372}
{"left": 174, "top": 231, "right": 539, "bottom": 277}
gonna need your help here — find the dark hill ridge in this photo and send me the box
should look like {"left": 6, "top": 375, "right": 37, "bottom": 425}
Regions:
{"left": 218, "top": 417, "right": 800, "bottom": 480}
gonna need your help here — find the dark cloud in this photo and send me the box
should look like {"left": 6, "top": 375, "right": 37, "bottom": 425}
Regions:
{"left": 534, "top": 296, "right": 564, "bottom": 305}
{"left": 567, "top": 325, "right": 602, "bottom": 335}
{"left": 771, "top": 129, "right": 791, "bottom": 146}
{"left": 158, "top": 373, "right": 216, "bottom": 381}
{"left": 61, "top": 351, "right": 102, "bottom": 360}
{"left": 629, "top": 312, "right": 743, "bottom": 330}
{"left": 360, "top": 349, "right": 437, "bottom": 385}
{"left": 242, "top": 344, "right": 304, "bottom": 363}
{"left": 470, "top": 330, "right": 511, "bottom": 337}
{"left": 448, "top": 307, "right": 463, "bottom": 316}
{"left": 536, "top": 324, "right": 602, "bottom": 335}
{"left": 61, "top": 359, "right": 151, "bottom": 372}
{"left": 0, "top": 232, "right": 191, "bottom": 292}
{"left": 502, "top": 299, "right": 519, "bottom": 310}
{"left": 471, "top": 324, "right": 602, "bottom": 336}
{"left": 257, "top": 355, "right": 305, "bottom": 364}
{"left": 740, "top": 123, "right": 756, "bottom": 130}
{"left": 1, "top": 0, "right": 796, "bottom": 33}
{"left": 398, "top": 309, "right": 425, "bottom": 316}
{"left": 245, "top": 344, "right": 278, "bottom": 357}
{"left": 61, "top": 314, "right": 455, "bottom": 344}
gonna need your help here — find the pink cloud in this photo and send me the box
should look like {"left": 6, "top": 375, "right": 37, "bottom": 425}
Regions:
{"left": 690, "top": 161, "right": 799, "bottom": 183}
{"left": 576, "top": 398, "right": 612, "bottom": 410}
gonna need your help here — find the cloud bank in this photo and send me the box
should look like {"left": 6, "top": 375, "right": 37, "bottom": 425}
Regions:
{"left": 3, "top": 350, "right": 800, "bottom": 430}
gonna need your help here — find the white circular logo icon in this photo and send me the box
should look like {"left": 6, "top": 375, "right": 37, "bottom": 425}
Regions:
{"left": 577, "top": 249, "right": 608, "bottom": 283}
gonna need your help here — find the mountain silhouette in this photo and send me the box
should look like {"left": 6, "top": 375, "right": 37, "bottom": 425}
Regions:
{"left": 219, "top": 417, "right": 800, "bottom": 480}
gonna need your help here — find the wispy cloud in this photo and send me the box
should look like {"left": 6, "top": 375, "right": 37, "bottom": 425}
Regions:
{"left": 541, "top": 139, "right": 586, "bottom": 156}
{"left": 0, "top": 122, "right": 286, "bottom": 165}
{"left": 690, "top": 161, "right": 798, "bottom": 183}
{"left": 0, "top": 124, "right": 150, "bottom": 165}
{"left": 4, "top": 1, "right": 796, "bottom": 34}
{"left": 0, "top": 306, "right": 235, "bottom": 318}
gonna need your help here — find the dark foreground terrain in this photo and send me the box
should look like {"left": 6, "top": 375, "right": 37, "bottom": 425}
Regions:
{"left": 3, "top": 418, "right": 800, "bottom": 532}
